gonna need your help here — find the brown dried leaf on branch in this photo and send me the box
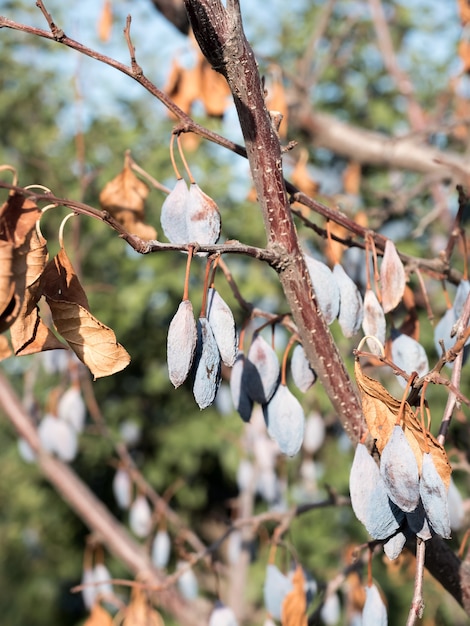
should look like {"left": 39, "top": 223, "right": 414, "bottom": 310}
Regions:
{"left": 40, "top": 248, "right": 130, "bottom": 378}
{"left": 354, "top": 359, "right": 451, "bottom": 487}
{"left": 458, "top": 0, "right": 470, "bottom": 26}
{"left": 265, "top": 66, "right": 289, "bottom": 139}
{"left": 458, "top": 40, "right": 470, "bottom": 74}
{"left": 98, "top": 0, "right": 113, "bottom": 42}
{"left": 99, "top": 158, "right": 156, "bottom": 240}
{"left": 122, "top": 587, "right": 164, "bottom": 626}
{"left": 281, "top": 565, "right": 307, "bottom": 626}
{"left": 84, "top": 603, "right": 113, "bottom": 626}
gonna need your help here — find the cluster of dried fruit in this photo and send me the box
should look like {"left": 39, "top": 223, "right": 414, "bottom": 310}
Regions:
{"left": 350, "top": 359, "right": 454, "bottom": 558}
{"left": 167, "top": 287, "right": 236, "bottom": 409}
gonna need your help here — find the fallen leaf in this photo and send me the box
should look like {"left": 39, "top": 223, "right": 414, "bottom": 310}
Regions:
{"left": 281, "top": 565, "right": 307, "bottom": 626}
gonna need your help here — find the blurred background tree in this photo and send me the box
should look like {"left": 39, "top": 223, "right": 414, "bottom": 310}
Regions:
{"left": 0, "top": 1, "right": 470, "bottom": 625}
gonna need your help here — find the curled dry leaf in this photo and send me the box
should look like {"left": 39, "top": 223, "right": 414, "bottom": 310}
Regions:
{"left": 291, "top": 344, "right": 317, "bottom": 393}
{"left": 362, "top": 289, "right": 386, "bottom": 354}
{"left": 244, "top": 334, "right": 280, "bottom": 404}
{"left": 333, "top": 263, "right": 364, "bottom": 337}
{"left": 207, "top": 287, "right": 237, "bottom": 367}
{"left": 263, "top": 383, "right": 305, "bottom": 457}
{"left": 379, "top": 425, "right": 420, "bottom": 513}
{"left": 167, "top": 299, "right": 197, "bottom": 388}
{"left": 349, "top": 443, "right": 403, "bottom": 539}
{"left": 354, "top": 359, "right": 451, "bottom": 488}
{"left": 160, "top": 178, "right": 189, "bottom": 244}
{"left": 193, "top": 317, "right": 221, "bottom": 409}
{"left": 380, "top": 240, "right": 406, "bottom": 313}
{"left": 230, "top": 351, "right": 253, "bottom": 422}
{"left": 362, "top": 584, "right": 387, "bottom": 626}
{"left": 99, "top": 160, "right": 156, "bottom": 240}
{"left": 281, "top": 565, "right": 308, "bottom": 626}
{"left": 0, "top": 240, "right": 14, "bottom": 317}
{"left": 41, "top": 248, "right": 130, "bottom": 378}
{"left": 187, "top": 183, "right": 221, "bottom": 247}
{"left": 304, "top": 255, "right": 340, "bottom": 324}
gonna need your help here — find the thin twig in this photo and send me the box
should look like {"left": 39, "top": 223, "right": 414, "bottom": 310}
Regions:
{"left": 406, "top": 539, "right": 426, "bottom": 626}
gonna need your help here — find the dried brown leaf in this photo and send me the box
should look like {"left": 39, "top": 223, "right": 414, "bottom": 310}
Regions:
{"left": 343, "top": 161, "right": 362, "bottom": 196}
{"left": 123, "top": 587, "right": 164, "bottom": 626}
{"left": 41, "top": 248, "right": 130, "bottom": 378}
{"left": 458, "top": 0, "right": 470, "bottom": 26}
{"left": 0, "top": 240, "right": 14, "bottom": 316}
{"left": 291, "top": 149, "right": 319, "bottom": 198}
{"left": 380, "top": 241, "right": 406, "bottom": 313}
{"left": 281, "top": 565, "right": 307, "bottom": 626}
{"left": 0, "top": 334, "right": 12, "bottom": 360}
{"left": 0, "top": 192, "right": 41, "bottom": 248}
{"left": 10, "top": 297, "right": 65, "bottom": 356}
{"left": 84, "top": 604, "right": 113, "bottom": 626}
{"left": 354, "top": 359, "right": 451, "bottom": 487}
{"left": 199, "top": 55, "right": 231, "bottom": 118}
{"left": 164, "top": 58, "right": 202, "bottom": 117}
{"left": 265, "top": 68, "right": 289, "bottom": 139}
{"left": 98, "top": 0, "right": 113, "bottom": 42}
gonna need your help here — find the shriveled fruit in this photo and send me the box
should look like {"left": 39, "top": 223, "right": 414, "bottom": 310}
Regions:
{"left": 230, "top": 351, "right": 253, "bottom": 422}
{"left": 420, "top": 452, "right": 451, "bottom": 538}
{"left": 209, "top": 603, "right": 239, "bottom": 626}
{"left": 263, "top": 564, "right": 293, "bottom": 620}
{"left": 38, "top": 414, "right": 78, "bottom": 462}
{"left": 406, "top": 500, "right": 432, "bottom": 541}
{"left": 177, "top": 561, "right": 199, "bottom": 600}
{"left": 193, "top": 317, "right": 221, "bottom": 409}
{"left": 380, "top": 240, "right": 406, "bottom": 313}
{"left": 333, "top": 263, "right": 364, "bottom": 337}
{"left": 380, "top": 425, "right": 420, "bottom": 512}
{"left": 302, "top": 412, "right": 326, "bottom": 455}
{"left": 160, "top": 178, "right": 189, "bottom": 243}
{"left": 129, "top": 495, "right": 152, "bottom": 538}
{"left": 152, "top": 529, "right": 171, "bottom": 569}
{"left": 391, "top": 332, "right": 428, "bottom": 387}
{"left": 383, "top": 532, "right": 406, "bottom": 560}
{"left": 448, "top": 478, "right": 465, "bottom": 531}
{"left": 186, "top": 183, "right": 221, "bottom": 246}
{"left": 244, "top": 334, "right": 280, "bottom": 404}
{"left": 290, "top": 344, "right": 316, "bottom": 392}
{"left": 362, "top": 584, "right": 387, "bottom": 626}
{"left": 112, "top": 467, "right": 132, "bottom": 510}
{"left": 263, "top": 384, "right": 305, "bottom": 457}
{"left": 350, "top": 443, "right": 403, "bottom": 539}
{"left": 207, "top": 287, "right": 237, "bottom": 367}
{"left": 57, "top": 386, "right": 86, "bottom": 433}
{"left": 304, "top": 255, "right": 340, "bottom": 324}
{"left": 362, "top": 289, "right": 386, "bottom": 354}
{"left": 167, "top": 300, "right": 197, "bottom": 388}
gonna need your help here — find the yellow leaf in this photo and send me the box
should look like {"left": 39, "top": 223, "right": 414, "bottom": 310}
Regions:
{"left": 281, "top": 566, "right": 307, "bottom": 626}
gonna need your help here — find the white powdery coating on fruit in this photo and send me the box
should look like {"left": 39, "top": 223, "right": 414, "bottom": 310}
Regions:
{"left": 362, "top": 584, "right": 388, "bottom": 626}
{"left": 263, "top": 384, "right": 305, "bottom": 457}
{"left": 383, "top": 532, "right": 406, "bottom": 560}
{"left": 333, "top": 263, "right": 364, "bottom": 337}
{"left": 320, "top": 593, "right": 341, "bottom": 626}
{"left": 167, "top": 300, "right": 197, "bottom": 388}
{"left": 113, "top": 467, "right": 132, "bottom": 510}
{"left": 380, "top": 425, "right": 420, "bottom": 512}
{"left": 209, "top": 604, "right": 239, "bottom": 626}
{"left": 349, "top": 443, "right": 403, "bottom": 539}
{"left": 57, "top": 386, "right": 86, "bottom": 433}
{"left": 448, "top": 478, "right": 465, "bottom": 531}
{"left": 304, "top": 255, "right": 340, "bottom": 324}
{"left": 160, "top": 178, "right": 189, "bottom": 243}
{"left": 362, "top": 289, "right": 386, "bottom": 354}
{"left": 193, "top": 317, "right": 221, "bottom": 409}
{"left": 152, "top": 529, "right": 171, "bottom": 569}
{"left": 207, "top": 288, "right": 237, "bottom": 367}
{"left": 391, "top": 334, "right": 429, "bottom": 387}
{"left": 187, "top": 183, "right": 221, "bottom": 245}
{"left": 177, "top": 561, "right": 199, "bottom": 600}
{"left": 380, "top": 240, "right": 406, "bottom": 313}
{"left": 263, "top": 564, "right": 293, "bottom": 620}
{"left": 230, "top": 352, "right": 253, "bottom": 422}
{"left": 244, "top": 334, "right": 280, "bottom": 404}
{"left": 291, "top": 344, "right": 316, "bottom": 392}
{"left": 93, "top": 563, "right": 114, "bottom": 599}
{"left": 303, "top": 412, "right": 325, "bottom": 455}
{"left": 420, "top": 452, "right": 451, "bottom": 539}
{"left": 38, "top": 414, "right": 78, "bottom": 462}
{"left": 406, "top": 500, "right": 432, "bottom": 541}
{"left": 454, "top": 279, "right": 470, "bottom": 319}
{"left": 129, "top": 495, "right": 152, "bottom": 538}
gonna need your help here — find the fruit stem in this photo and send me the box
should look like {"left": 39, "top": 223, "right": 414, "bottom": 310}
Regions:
{"left": 397, "top": 371, "right": 417, "bottom": 426}
{"left": 183, "top": 246, "right": 194, "bottom": 301}
{"left": 170, "top": 133, "right": 182, "bottom": 180}
{"left": 177, "top": 134, "right": 195, "bottom": 184}
{"left": 281, "top": 335, "right": 297, "bottom": 386}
